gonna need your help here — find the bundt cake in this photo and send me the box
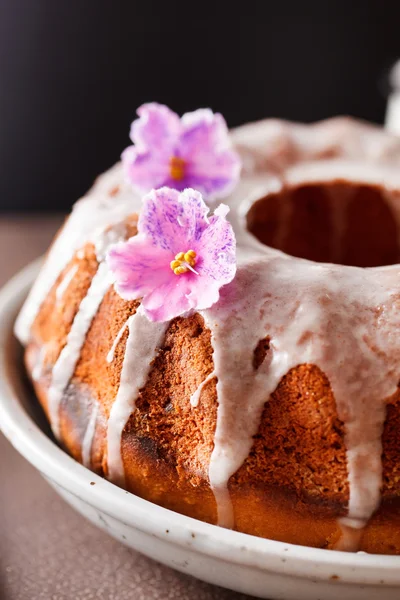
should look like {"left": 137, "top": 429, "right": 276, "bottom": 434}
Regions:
{"left": 14, "top": 110, "right": 400, "bottom": 554}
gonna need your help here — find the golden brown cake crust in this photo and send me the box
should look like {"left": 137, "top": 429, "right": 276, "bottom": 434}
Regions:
{"left": 18, "top": 117, "right": 400, "bottom": 555}
{"left": 25, "top": 228, "right": 400, "bottom": 553}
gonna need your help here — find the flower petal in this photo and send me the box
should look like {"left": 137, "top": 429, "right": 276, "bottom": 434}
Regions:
{"left": 107, "top": 235, "right": 173, "bottom": 300}
{"left": 185, "top": 151, "right": 241, "bottom": 198}
{"left": 181, "top": 109, "right": 231, "bottom": 153}
{"left": 130, "top": 103, "right": 181, "bottom": 154}
{"left": 107, "top": 188, "right": 237, "bottom": 323}
{"left": 179, "top": 110, "right": 241, "bottom": 198}
{"left": 186, "top": 275, "right": 222, "bottom": 312}
{"left": 121, "top": 146, "right": 171, "bottom": 193}
{"left": 138, "top": 187, "right": 211, "bottom": 252}
{"left": 195, "top": 203, "right": 237, "bottom": 284}
{"left": 141, "top": 273, "right": 196, "bottom": 321}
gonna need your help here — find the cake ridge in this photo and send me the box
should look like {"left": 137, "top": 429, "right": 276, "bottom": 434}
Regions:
{"left": 47, "top": 224, "right": 127, "bottom": 438}
{"left": 106, "top": 307, "right": 167, "bottom": 486}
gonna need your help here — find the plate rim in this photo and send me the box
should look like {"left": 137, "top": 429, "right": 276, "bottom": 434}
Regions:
{"left": 1, "top": 260, "right": 400, "bottom": 586}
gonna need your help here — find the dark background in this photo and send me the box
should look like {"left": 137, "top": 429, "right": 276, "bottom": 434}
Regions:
{"left": 1, "top": 0, "right": 400, "bottom": 212}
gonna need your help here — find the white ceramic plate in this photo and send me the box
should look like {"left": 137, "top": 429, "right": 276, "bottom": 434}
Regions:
{"left": 1, "top": 261, "right": 400, "bottom": 600}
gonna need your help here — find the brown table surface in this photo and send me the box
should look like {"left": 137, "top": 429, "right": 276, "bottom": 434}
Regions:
{"left": 0, "top": 216, "right": 254, "bottom": 600}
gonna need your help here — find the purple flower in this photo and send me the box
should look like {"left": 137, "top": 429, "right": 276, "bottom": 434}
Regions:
{"left": 107, "top": 187, "right": 237, "bottom": 322}
{"left": 121, "top": 103, "right": 241, "bottom": 200}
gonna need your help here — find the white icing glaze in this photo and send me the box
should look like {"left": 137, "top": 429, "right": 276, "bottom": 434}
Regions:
{"left": 32, "top": 345, "right": 46, "bottom": 382}
{"left": 106, "top": 319, "right": 129, "bottom": 363}
{"left": 386, "top": 60, "right": 400, "bottom": 135}
{"left": 47, "top": 225, "right": 126, "bottom": 438}
{"left": 14, "top": 165, "right": 142, "bottom": 345}
{"left": 106, "top": 307, "right": 167, "bottom": 487}
{"left": 190, "top": 371, "right": 216, "bottom": 408}
{"left": 48, "top": 261, "right": 111, "bottom": 438}
{"left": 204, "top": 258, "right": 400, "bottom": 538}
{"left": 334, "top": 522, "right": 365, "bottom": 552}
{"left": 81, "top": 403, "right": 99, "bottom": 468}
{"left": 55, "top": 264, "right": 79, "bottom": 302}
{"left": 231, "top": 116, "right": 400, "bottom": 171}
{"left": 16, "top": 117, "right": 400, "bottom": 549}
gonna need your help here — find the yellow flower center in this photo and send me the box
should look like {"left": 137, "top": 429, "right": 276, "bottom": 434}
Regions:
{"left": 170, "top": 250, "right": 197, "bottom": 275}
{"left": 170, "top": 156, "right": 186, "bottom": 181}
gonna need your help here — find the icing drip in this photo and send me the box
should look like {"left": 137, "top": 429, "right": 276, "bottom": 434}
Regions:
{"left": 203, "top": 260, "right": 400, "bottom": 534}
{"left": 334, "top": 521, "right": 364, "bottom": 552}
{"left": 48, "top": 261, "right": 112, "bottom": 438}
{"left": 47, "top": 225, "right": 126, "bottom": 439}
{"left": 14, "top": 164, "right": 142, "bottom": 345}
{"left": 81, "top": 403, "right": 99, "bottom": 468}
{"left": 190, "top": 371, "right": 216, "bottom": 408}
{"left": 106, "top": 307, "right": 167, "bottom": 487}
{"left": 55, "top": 264, "right": 79, "bottom": 302}
{"left": 32, "top": 345, "right": 46, "bottom": 382}
{"left": 106, "top": 319, "right": 129, "bottom": 363}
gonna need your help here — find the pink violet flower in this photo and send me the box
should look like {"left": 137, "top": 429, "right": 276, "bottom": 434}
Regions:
{"left": 107, "top": 187, "right": 237, "bottom": 322}
{"left": 121, "top": 103, "right": 241, "bottom": 200}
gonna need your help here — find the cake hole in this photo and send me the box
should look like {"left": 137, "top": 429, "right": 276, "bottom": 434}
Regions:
{"left": 246, "top": 181, "right": 400, "bottom": 267}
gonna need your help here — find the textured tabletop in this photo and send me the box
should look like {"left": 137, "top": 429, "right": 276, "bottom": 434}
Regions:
{"left": 0, "top": 216, "right": 253, "bottom": 600}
